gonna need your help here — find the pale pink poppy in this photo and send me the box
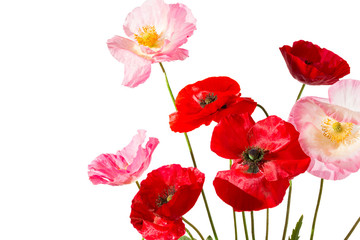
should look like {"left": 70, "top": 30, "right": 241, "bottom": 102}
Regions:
{"left": 289, "top": 79, "right": 360, "bottom": 180}
{"left": 107, "top": 0, "right": 196, "bottom": 88}
{"left": 88, "top": 130, "right": 159, "bottom": 185}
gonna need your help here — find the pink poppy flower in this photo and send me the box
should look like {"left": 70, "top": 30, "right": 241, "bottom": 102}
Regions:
{"left": 107, "top": 0, "right": 196, "bottom": 88}
{"left": 88, "top": 130, "right": 159, "bottom": 186}
{"left": 289, "top": 79, "right": 360, "bottom": 180}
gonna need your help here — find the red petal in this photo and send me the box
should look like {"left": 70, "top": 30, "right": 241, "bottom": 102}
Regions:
{"left": 130, "top": 192, "right": 185, "bottom": 240}
{"left": 280, "top": 40, "right": 350, "bottom": 85}
{"left": 248, "top": 116, "right": 296, "bottom": 153}
{"left": 213, "top": 169, "right": 289, "bottom": 211}
{"left": 139, "top": 164, "right": 205, "bottom": 220}
{"left": 211, "top": 113, "right": 255, "bottom": 159}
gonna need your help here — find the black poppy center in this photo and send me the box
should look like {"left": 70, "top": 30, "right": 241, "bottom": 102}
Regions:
{"left": 304, "top": 59, "right": 313, "bottom": 65}
{"left": 242, "top": 147, "right": 265, "bottom": 174}
{"left": 199, "top": 93, "right": 217, "bottom": 108}
{"left": 156, "top": 186, "right": 176, "bottom": 207}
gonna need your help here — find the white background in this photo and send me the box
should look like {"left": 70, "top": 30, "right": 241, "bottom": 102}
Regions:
{"left": 1, "top": 0, "right": 360, "bottom": 239}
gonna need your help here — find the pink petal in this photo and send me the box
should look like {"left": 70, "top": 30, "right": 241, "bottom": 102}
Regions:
{"left": 88, "top": 130, "right": 159, "bottom": 185}
{"left": 107, "top": 36, "right": 152, "bottom": 87}
{"left": 123, "top": 0, "right": 169, "bottom": 38}
{"left": 329, "top": 79, "right": 360, "bottom": 112}
{"left": 118, "top": 129, "right": 147, "bottom": 165}
{"left": 88, "top": 153, "right": 129, "bottom": 186}
{"left": 288, "top": 96, "right": 327, "bottom": 131}
{"left": 162, "top": 3, "right": 196, "bottom": 51}
{"left": 127, "top": 137, "right": 160, "bottom": 179}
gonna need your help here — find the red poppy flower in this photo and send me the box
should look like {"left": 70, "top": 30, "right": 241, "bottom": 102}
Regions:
{"left": 211, "top": 113, "right": 310, "bottom": 211}
{"left": 280, "top": 40, "right": 350, "bottom": 85}
{"left": 169, "top": 76, "right": 257, "bottom": 133}
{"left": 130, "top": 164, "right": 205, "bottom": 240}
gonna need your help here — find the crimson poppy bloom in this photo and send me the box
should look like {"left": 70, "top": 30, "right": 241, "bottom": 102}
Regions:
{"left": 280, "top": 40, "right": 350, "bottom": 85}
{"left": 169, "top": 76, "right": 257, "bottom": 133}
{"left": 130, "top": 164, "right": 205, "bottom": 240}
{"left": 211, "top": 113, "right": 310, "bottom": 211}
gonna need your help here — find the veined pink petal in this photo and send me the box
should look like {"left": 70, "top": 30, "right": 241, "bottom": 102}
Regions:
{"left": 153, "top": 48, "right": 189, "bottom": 62}
{"left": 123, "top": 0, "right": 170, "bottom": 38}
{"left": 88, "top": 130, "right": 159, "bottom": 186}
{"left": 290, "top": 101, "right": 360, "bottom": 180}
{"left": 127, "top": 137, "right": 160, "bottom": 179}
{"left": 118, "top": 129, "right": 147, "bottom": 165}
{"left": 288, "top": 96, "right": 327, "bottom": 131}
{"left": 329, "top": 79, "right": 360, "bottom": 112}
{"left": 107, "top": 36, "right": 152, "bottom": 87}
{"left": 162, "top": 3, "right": 196, "bottom": 51}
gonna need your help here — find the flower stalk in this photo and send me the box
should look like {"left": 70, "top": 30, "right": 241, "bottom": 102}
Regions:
{"left": 310, "top": 178, "right": 324, "bottom": 240}
{"left": 183, "top": 217, "right": 205, "bottom": 240}
{"left": 344, "top": 217, "right": 360, "bottom": 240}
{"left": 159, "top": 62, "right": 218, "bottom": 240}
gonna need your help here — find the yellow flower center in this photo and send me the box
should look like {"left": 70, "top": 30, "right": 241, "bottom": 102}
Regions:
{"left": 134, "top": 25, "right": 160, "bottom": 48}
{"left": 321, "top": 117, "right": 354, "bottom": 143}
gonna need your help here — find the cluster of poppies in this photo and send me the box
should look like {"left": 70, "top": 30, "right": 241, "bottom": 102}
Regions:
{"left": 88, "top": 0, "right": 360, "bottom": 239}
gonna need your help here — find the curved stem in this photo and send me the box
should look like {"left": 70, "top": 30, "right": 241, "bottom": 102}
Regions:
{"left": 296, "top": 84, "right": 306, "bottom": 101}
{"left": 266, "top": 209, "right": 269, "bottom": 240}
{"left": 345, "top": 217, "right": 360, "bottom": 240}
{"left": 186, "top": 227, "right": 195, "bottom": 240}
{"left": 250, "top": 211, "right": 255, "bottom": 240}
{"left": 136, "top": 181, "right": 141, "bottom": 190}
{"left": 281, "top": 180, "right": 292, "bottom": 240}
{"left": 310, "top": 178, "right": 324, "bottom": 240}
{"left": 159, "top": 62, "right": 218, "bottom": 240}
{"left": 159, "top": 62, "right": 176, "bottom": 106}
{"left": 182, "top": 217, "right": 205, "bottom": 240}
{"left": 256, "top": 104, "right": 269, "bottom": 117}
{"left": 242, "top": 212, "right": 249, "bottom": 240}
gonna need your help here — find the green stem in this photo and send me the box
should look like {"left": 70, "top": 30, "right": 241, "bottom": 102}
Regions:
{"left": 230, "top": 159, "right": 238, "bottom": 240}
{"left": 281, "top": 83, "right": 306, "bottom": 240}
{"left": 159, "top": 62, "right": 218, "bottom": 240}
{"left": 266, "top": 209, "right": 269, "bottom": 240}
{"left": 186, "top": 227, "right": 195, "bottom": 240}
{"left": 281, "top": 181, "right": 292, "bottom": 240}
{"left": 256, "top": 104, "right": 269, "bottom": 117}
{"left": 233, "top": 209, "right": 238, "bottom": 240}
{"left": 251, "top": 211, "right": 255, "bottom": 240}
{"left": 242, "top": 212, "right": 249, "bottom": 240}
{"left": 136, "top": 181, "right": 141, "bottom": 189}
{"left": 296, "top": 84, "right": 306, "bottom": 101}
{"left": 310, "top": 178, "right": 324, "bottom": 240}
{"left": 345, "top": 217, "right": 360, "bottom": 240}
{"left": 183, "top": 217, "right": 205, "bottom": 240}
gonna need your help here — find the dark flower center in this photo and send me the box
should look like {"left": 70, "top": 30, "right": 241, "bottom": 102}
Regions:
{"left": 156, "top": 186, "right": 176, "bottom": 207}
{"left": 304, "top": 59, "right": 313, "bottom": 65}
{"left": 242, "top": 147, "right": 266, "bottom": 174}
{"left": 199, "top": 93, "right": 217, "bottom": 108}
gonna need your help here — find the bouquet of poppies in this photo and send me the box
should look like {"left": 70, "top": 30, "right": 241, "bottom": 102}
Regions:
{"left": 87, "top": 0, "right": 360, "bottom": 239}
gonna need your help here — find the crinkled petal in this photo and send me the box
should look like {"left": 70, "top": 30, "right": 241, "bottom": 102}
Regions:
{"left": 161, "top": 3, "right": 196, "bottom": 52}
{"left": 130, "top": 192, "right": 185, "bottom": 240}
{"left": 298, "top": 122, "right": 360, "bottom": 180}
{"left": 88, "top": 153, "right": 130, "bottom": 186}
{"left": 248, "top": 116, "right": 296, "bottom": 153}
{"left": 139, "top": 164, "right": 205, "bottom": 220}
{"left": 123, "top": 0, "right": 170, "bottom": 38}
{"left": 329, "top": 79, "right": 360, "bottom": 112}
{"left": 288, "top": 96, "right": 328, "bottom": 131}
{"left": 107, "top": 36, "right": 152, "bottom": 87}
{"left": 88, "top": 130, "right": 159, "bottom": 185}
{"left": 211, "top": 113, "right": 255, "bottom": 159}
{"left": 213, "top": 169, "right": 289, "bottom": 211}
